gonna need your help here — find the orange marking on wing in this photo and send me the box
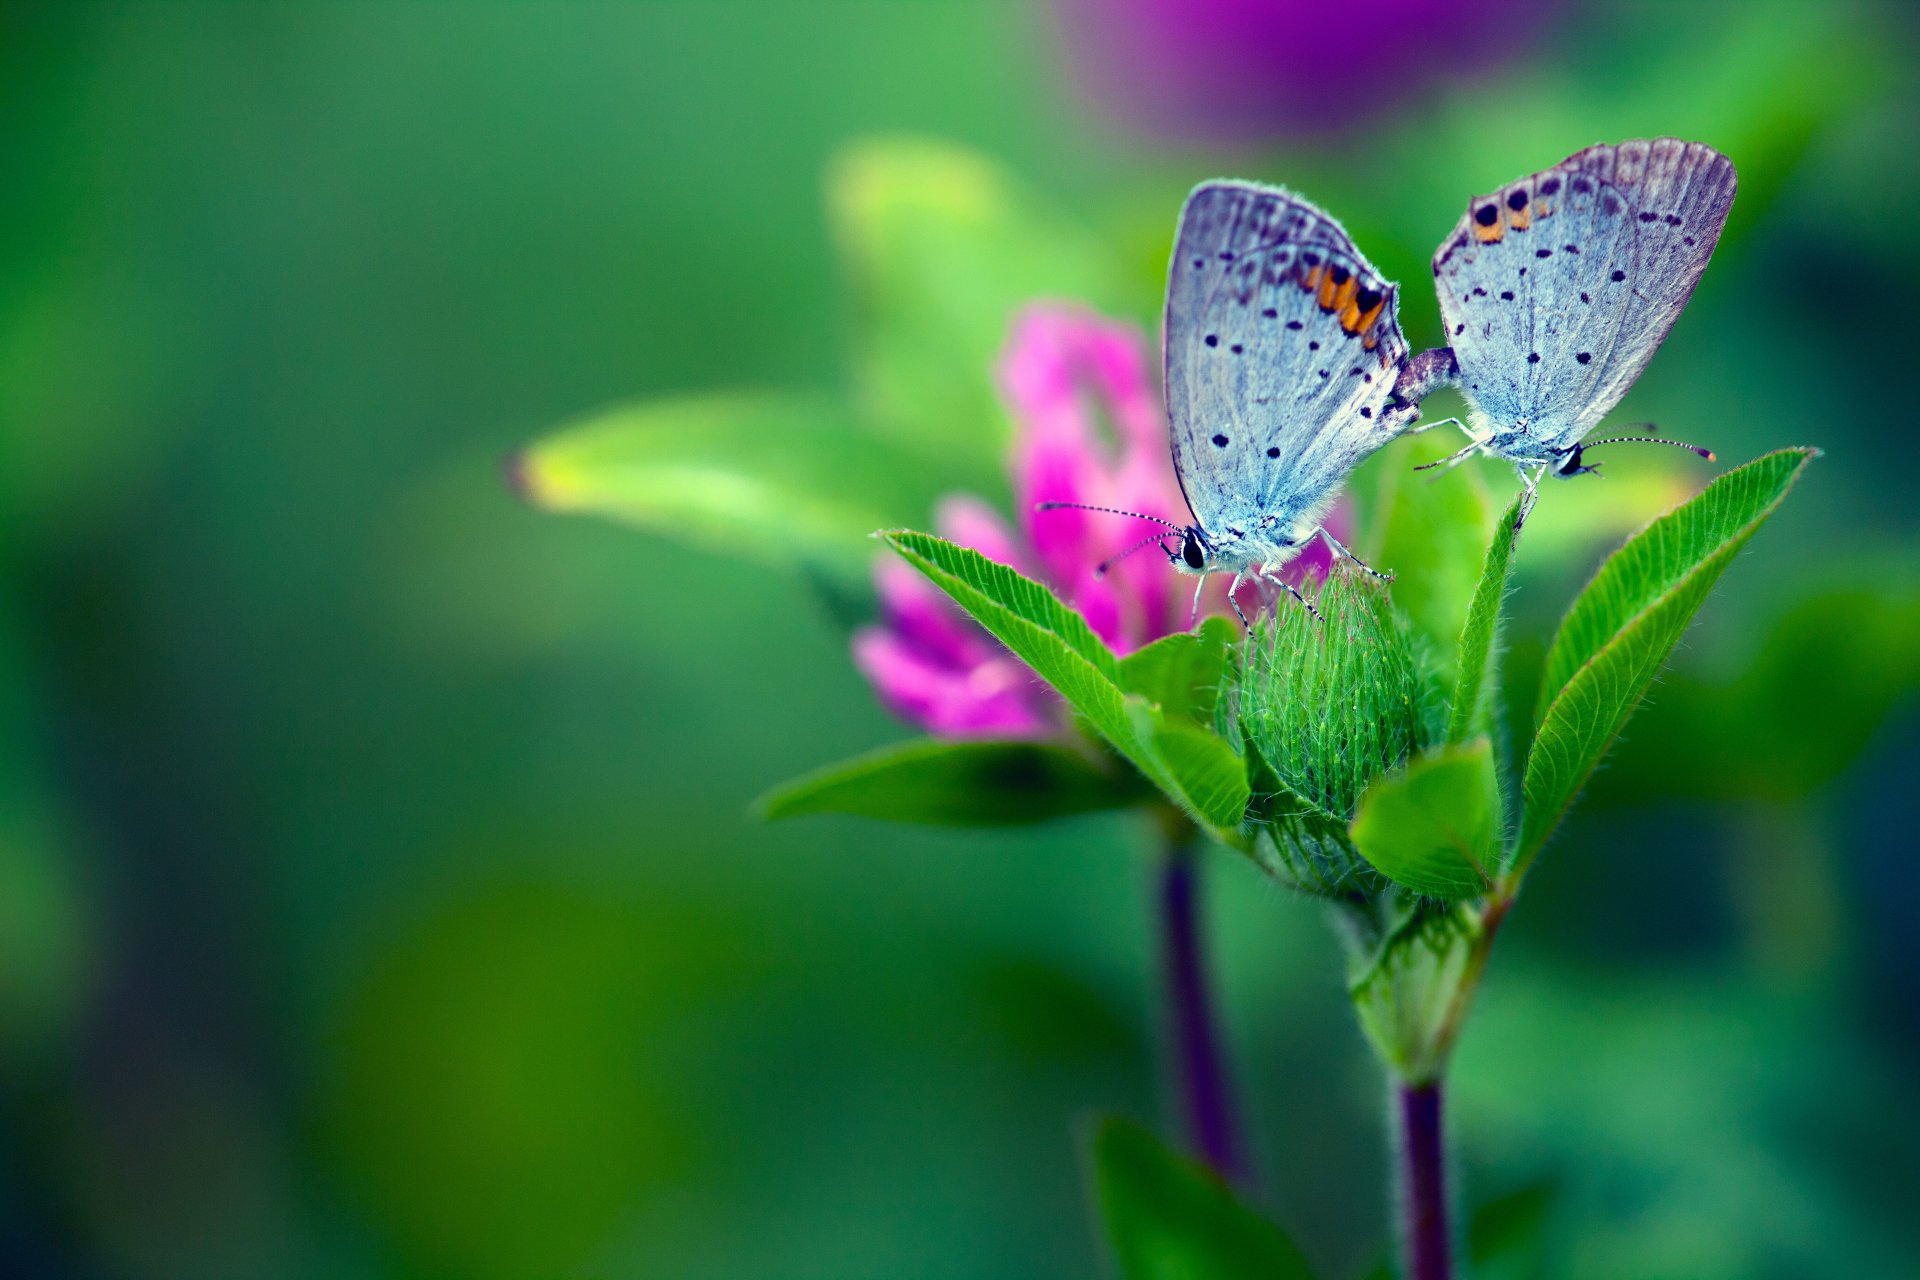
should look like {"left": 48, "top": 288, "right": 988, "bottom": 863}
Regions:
{"left": 1316, "top": 270, "right": 1348, "bottom": 310}
{"left": 1330, "top": 274, "right": 1359, "bottom": 314}
{"left": 1509, "top": 205, "right": 1532, "bottom": 232}
{"left": 1362, "top": 330, "right": 1380, "bottom": 352}
{"left": 1342, "top": 298, "right": 1386, "bottom": 335}
{"left": 1473, "top": 215, "right": 1504, "bottom": 243}
{"left": 1302, "top": 264, "right": 1324, "bottom": 291}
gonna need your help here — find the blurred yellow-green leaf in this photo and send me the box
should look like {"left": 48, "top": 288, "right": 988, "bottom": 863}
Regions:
{"left": 514, "top": 391, "right": 938, "bottom": 582}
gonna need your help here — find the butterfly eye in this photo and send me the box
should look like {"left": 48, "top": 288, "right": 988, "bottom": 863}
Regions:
{"left": 1182, "top": 533, "right": 1206, "bottom": 570}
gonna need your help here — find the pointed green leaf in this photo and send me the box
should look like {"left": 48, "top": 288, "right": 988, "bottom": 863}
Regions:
{"left": 1447, "top": 496, "right": 1523, "bottom": 745}
{"left": 881, "top": 528, "right": 1125, "bottom": 717}
{"left": 1091, "top": 1116, "right": 1315, "bottom": 1280}
{"left": 755, "top": 738, "right": 1149, "bottom": 827}
{"left": 829, "top": 138, "right": 1131, "bottom": 475}
{"left": 1117, "top": 616, "right": 1237, "bottom": 725}
{"left": 1350, "top": 740, "right": 1498, "bottom": 900}
{"left": 514, "top": 392, "right": 935, "bottom": 581}
{"left": 879, "top": 531, "right": 1249, "bottom": 837}
{"left": 1139, "top": 716, "right": 1251, "bottom": 833}
{"left": 1517, "top": 448, "right": 1818, "bottom": 871}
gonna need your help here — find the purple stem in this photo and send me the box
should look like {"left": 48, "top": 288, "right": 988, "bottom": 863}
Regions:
{"left": 1397, "top": 1080, "right": 1452, "bottom": 1280}
{"left": 1159, "top": 842, "right": 1246, "bottom": 1183}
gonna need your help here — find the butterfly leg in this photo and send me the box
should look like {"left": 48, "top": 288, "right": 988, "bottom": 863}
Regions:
{"left": 1219, "top": 571, "right": 1257, "bottom": 631}
{"left": 1513, "top": 464, "right": 1547, "bottom": 530}
{"left": 1406, "top": 415, "right": 1465, "bottom": 437}
{"left": 1413, "top": 439, "right": 1483, "bottom": 473}
{"left": 1314, "top": 527, "right": 1392, "bottom": 582}
{"left": 1255, "top": 564, "right": 1324, "bottom": 623}
{"left": 1189, "top": 573, "right": 1209, "bottom": 628}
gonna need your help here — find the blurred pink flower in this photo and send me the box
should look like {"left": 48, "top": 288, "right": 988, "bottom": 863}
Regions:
{"left": 1048, "top": 0, "right": 1540, "bottom": 143}
{"left": 855, "top": 304, "right": 1339, "bottom": 739}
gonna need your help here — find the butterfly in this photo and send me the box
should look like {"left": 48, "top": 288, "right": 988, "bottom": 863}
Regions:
{"left": 1400, "top": 138, "right": 1737, "bottom": 526}
{"left": 1043, "top": 181, "right": 1419, "bottom": 623}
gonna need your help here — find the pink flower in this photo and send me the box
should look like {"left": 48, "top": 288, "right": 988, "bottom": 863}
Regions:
{"left": 854, "top": 304, "right": 1338, "bottom": 738}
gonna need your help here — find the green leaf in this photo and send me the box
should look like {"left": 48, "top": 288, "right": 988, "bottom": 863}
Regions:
{"left": 1142, "top": 717, "right": 1251, "bottom": 833}
{"left": 879, "top": 531, "right": 1249, "bottom": 836}
{"left": 1467, "top": 1180, "right": 1559, "bottom": 1272}
{"left": 1117, "top": 617, "right": 1237, "bottom": 725}
{"left": 1091, "top": 1116, "right": 1316, "bottom": 1280}
{"left": 1350, "top": 740, "right": 1498, "bottom": 900}
{"left": 1352, "top": 432, "right": 1499, "bottom": 674}
{"left": 755, "top": 738, "right": 1149, "bottom": 827}
{"left": 1447, "top": 496, "right": 1522, "bottom": 745}
{"left": 1517, "top": 448, "right": 1818, "bottom": 872}
{"left": 881, "top": 528, "right": 1125, "bottom": 720}
{"left": 1592, "top": 578, "right": 1920, "bottom": 805}
{"left": 828, "top": 138, "right": 1130, "bottom": 477}
{"left": 513, "top": 392, "right": 935, "bottom": 582}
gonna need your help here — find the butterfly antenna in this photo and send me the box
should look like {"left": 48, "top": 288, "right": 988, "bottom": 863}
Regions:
{"left": 1095, "top": 532, "right": 1174, "bottom": 577}
{"left": 1035, "top": 501, "right": 1184, "bottom": 531}
{"left": 1580, "top": 433, "right": 1715, "bottom": 461}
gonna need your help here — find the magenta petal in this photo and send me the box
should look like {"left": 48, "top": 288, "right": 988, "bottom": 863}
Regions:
{"left": 874, "top": 556, "right": 991, "bottom": 670}
{"left": 851, "top": 629, "right": 1052, "bottom": 739}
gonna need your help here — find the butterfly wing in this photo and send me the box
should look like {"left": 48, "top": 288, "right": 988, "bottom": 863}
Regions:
{"left": 1165, "top": 181, "right": 1409, "bottom": 538}
{"left": 1435, "top": 138, "right": 1736, "bottom": 451}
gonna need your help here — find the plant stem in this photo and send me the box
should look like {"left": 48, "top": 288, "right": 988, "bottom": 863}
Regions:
{"left": 1158, "top": 835, "right": 1246, "bottom": 1183}
{"left": 1396, "top": 1080, "right": 1452, "bottom": 1280}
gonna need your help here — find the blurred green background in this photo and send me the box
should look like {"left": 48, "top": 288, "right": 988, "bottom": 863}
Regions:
{"left": 3, "top": 1, "right": 1917, "bottom": 1276}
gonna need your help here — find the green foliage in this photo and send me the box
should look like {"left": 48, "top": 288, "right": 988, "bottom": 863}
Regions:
{"left": 1354, "top": 432, "right": 1500, "bottom": 674}
{"left": 1091, "top": 1116, "right": 1316, "bottom": 1280}
{"left": 1140, "top": 717, "right": 1251, "bottom": 835}
{"left": 879, "top": 531, "right": 1249, "bottom": 834}
{"left": 1350, "top": 740, "right": 1498, "bottom": 900}
{"left": 512, "top": 392, "right": 935, "bottom": 584}
{"left": 518, "top": 140, "right": 1136, "bottom": 587}
{"left": 756, "top": 738, "right": 1148, "bottom": 827}
{"left": 1241, "top": 572, "right": 1440, "bottom": 819}
{"left": 828, "top": 138, "right": 1134, "bottom": 479}
{"left": 1118, "top": 617, "right": 1238, "bottom": 725}
{"left": 1598, "top": 578, "right": 1920, "bottom": 804}
{"left": 1242, "top": 734, "right": 1376, "bottom": 899}
{"left": 1517, "top": 449, "right": 1818, "bottom": 871}
{"left": 1347, "top": 903, "right": 1487, "bottom": 1085}
{"left": 1448, "top": 496, "right": 1522, "bottom": 746}
{"left": 1233, "top": 572, "right": 1448, "bottom": 898}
